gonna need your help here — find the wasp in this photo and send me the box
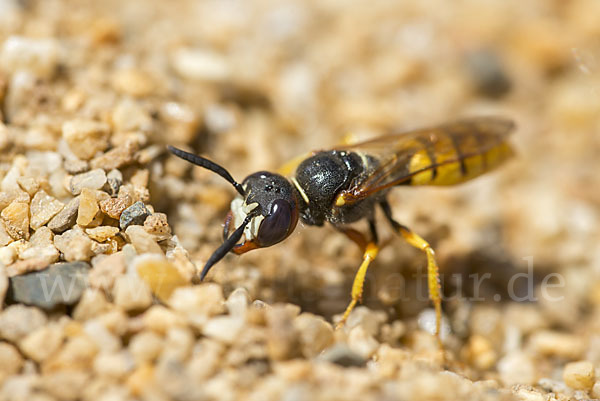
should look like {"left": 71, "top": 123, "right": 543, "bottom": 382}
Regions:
{"left": 168, "top": 117, "right": 515, "bottom": 338}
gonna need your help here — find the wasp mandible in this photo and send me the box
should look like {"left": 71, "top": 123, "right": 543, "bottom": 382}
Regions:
{"left": 168, "top": 117, "right": 515, "bottom": 338}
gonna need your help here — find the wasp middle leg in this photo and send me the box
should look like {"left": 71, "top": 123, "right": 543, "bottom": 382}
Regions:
{"left": 380, "top": 199, "right": 442, "bottom": 342}
{"left": 335, "top": 220, "right": 379, "bottom": 329}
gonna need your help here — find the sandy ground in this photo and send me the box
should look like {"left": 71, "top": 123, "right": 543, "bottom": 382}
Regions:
{"left": 0, "top": 0, "right": 599, "bottom": 400}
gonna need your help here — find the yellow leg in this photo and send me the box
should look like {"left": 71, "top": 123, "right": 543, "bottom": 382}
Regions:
{"left": 398, "top": 226, "right": 442, "bottom": 340}
{"left": 335, "top": 242, "right": 379, "bottom": 329}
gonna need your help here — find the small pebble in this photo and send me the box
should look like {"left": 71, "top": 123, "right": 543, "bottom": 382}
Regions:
{"left": 295, "top": 313, "right": 334, "bottom": 358}
{"left": 529, "top": 330, "right": 585, "bottom": 359}
{"left": 563, "top": 360, "right": 595, "bottom": 390}
{"left": 112, "top": 274, "right": 153, "bottom": 312}
{"left": 0, "top": 220, "right": 13, "bottom": 246}
{"left": 0, "top": 304, "right": 47, "bottom": 342}
{"left": 225, "top": 287, "right": 251, "bottom": 318}
{"left": 90, "top": 140, "right": 138, "bottom": 171}
{"left": 141, "top": 305, "right": 186, "bottom": 334}
{"left": 54, "top": 227, "right": 94, "bottom": 262}
{"left": 8, "top": 261, "right": 90, "bottom": 309}
{"left": 111, "top": 69, "right": 155, "bottom": 97}
{"left": 69, "top": 169, "right": 107, "bottom": 195}
{"left": 72, "top": 289, "right": 110, "bottom": 321}
{"left": 0, "top": 36, "right": 59, "bottom": 79}
{"left": 44, "top": 334, "right": 98, "bottom": 372}
{"left": 135, "top": 254, "right": 187, "bottom": 301}
{"left": 266, "top": 305, "right": 301, "bottom": 360}
{"left": 348, "top": 325, "right": 380, "bottom": 359}
{"left": 162, "top": 326, "right": 195, "bottom": 361}
{"left": 77, "top": 188, "right": 100, "bottom": 226}
{"left": 62, "top": 119, "right": 110, "bottom": 160}
{"left": 126, "top": 225, "right": 163, "bottom": 255}
{"left": 319, "top": 343, "right": 367, "bottom": 368}
{"left": 38, "top": 371, "right": 90, "bottom": 401}
{"left": 88, "top": 251, "right": 126, "bottom": 291}
{"left": 129, "top": 330, "right": 164, "bottom": 364}
{"left": 144, "top": 213, "right": 171, "bottom": 241}
{"left": 168, "top": 284, "right": 225, "bottom": 317}
{"left": 6, "top": 257, "right": 50, "bottom": 276}
{"left": 16, "top": 176, "right": 39, "bottom": 196}
{"left": 99, "top": 194, "right": 133, "bottom": 220}
{"left": 93, "top": 351, "right": 135, "bottom": 379}
{"left": 0, "top": 342, "right": 24, "bottom": 376}
{"left": 83, "top": 320, "right": 122, "bottom": 353}
{"left": 29, "top": 190, "right": 64, "bottom": 230}
{"left": 111, "top": 98, "right": 153, "bottom": 133}
{"left": 172, "top": 47, "right": 231, "bottom": 82}
{"left": 106, "top": 169, "right": 123, "bottom": 197}
{"left": 47, "top": 197, "right": 80, "bottom": 233}
{"left": 119, "top": 201, "right": 151, "bottom": 230}
{"left": 1, "top": 200, "right": 30, "bottom": 240}
{"left": 19, "top": 323, "right": 65, "bottom": 362}
{"left": 85, "top": 226, "right": 119, "bottom": 242}
{"left": 464, "top": 48, "right": 511, "bottom": 98}
{"left": 464, "top": 335, "right": 497, "bottom": 370}
{"left": 497, "top": 351, "right": 536, "bottom": 386}
{"left": 29, "top": 226, "right": 53, "bottom": 247}
{"left": 202, "top": 316, "right": 244, "bottom": 344}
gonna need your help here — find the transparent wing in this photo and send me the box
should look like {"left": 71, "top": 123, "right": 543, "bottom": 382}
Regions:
{"left": 335, "top": 117, "right": 515, "bottom": 204}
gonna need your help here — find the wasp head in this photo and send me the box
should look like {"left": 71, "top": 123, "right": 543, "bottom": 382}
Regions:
{"left": 167, "top": 146, "right": 298, "bottom": 280}
{"left": 225, "top": 171, "right": 299, "bottom": 254}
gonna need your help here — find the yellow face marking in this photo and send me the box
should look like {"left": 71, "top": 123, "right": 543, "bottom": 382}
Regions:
{"left": 291, "top": 176, "right": 310, "bottom": 205}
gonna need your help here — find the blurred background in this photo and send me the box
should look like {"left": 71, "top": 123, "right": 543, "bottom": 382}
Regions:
{"left": 1, "top": 0, "right": 600, "bottom": 398}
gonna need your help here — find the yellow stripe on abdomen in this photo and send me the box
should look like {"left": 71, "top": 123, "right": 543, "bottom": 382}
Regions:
{"left": 408, "top": 150, "right": 434, "bottom": 185}
{"left": 430, "top": 134, "right": 462, "bottom": 185}
{"left": 433, "top": 142, "right": 512, "bottom": 186}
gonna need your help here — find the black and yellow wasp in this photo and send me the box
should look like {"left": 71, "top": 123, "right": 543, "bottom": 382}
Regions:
{"left": 168, "top": 116, "right": 514, "bottom": 338}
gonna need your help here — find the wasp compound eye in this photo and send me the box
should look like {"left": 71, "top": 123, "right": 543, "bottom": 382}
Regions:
{"left": 257, "top": 199, "right": 297, "bottom": 247}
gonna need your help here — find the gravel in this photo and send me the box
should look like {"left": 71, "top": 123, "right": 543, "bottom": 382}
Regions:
{"left": 0, "top": 0, "right": 596, "bottom": 400}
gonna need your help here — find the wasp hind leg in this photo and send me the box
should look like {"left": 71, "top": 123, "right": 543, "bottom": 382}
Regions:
{"left": 380, "top": 200, "right": 442, "bottom": 342}
{"left": 334, "top": 221, "right": 379, "bottom": 330}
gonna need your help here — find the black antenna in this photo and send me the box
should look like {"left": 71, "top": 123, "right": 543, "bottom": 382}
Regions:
{"left": 199, "top": 214, "right": 252, "bottom": 280}
{"left": 167, "top": 145, "right": 245, "bottom": 197}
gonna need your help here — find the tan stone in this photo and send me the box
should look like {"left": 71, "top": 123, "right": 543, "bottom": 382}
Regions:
{"left": 0, "top": 342, "right": 23, "bottom": 376}
{"left": 563, "top": 360, "right": 595, "bottom": 390}
{"left": 99, "top": 195, "right": 132, "bottom": 219}
{"left": 19, "top": 323, "right": 65, "bottom": 362}
{"left": 112, "top": 69, "right": 155, "bottom": 97}
{"left": 126, "top": 225, "right": 163, "bottom": 255}
{"left": 29, "top": 190, "right": 64, "bottom": 229}
{"left": 17, "top": 176, "right": 39, "bottom": 196}
{"left": 89, "top": 251, "right": 126, "bottom": 291}
{"left": 43, "top": 334, "right": 98, "bottom": 372}
{"left": 1, "top": 201, "right": 30, "bottom": 240}
{"left": 135, "top": 255, "right": 188, "bottom": 302}
{"left": 144, "top": 213, "right": 171, "bottom": 241}
{"left": 90, "top": 140, "right": 138, "bottom": 170}
{"left": 85, "top": 226, "right": 119, "bottom": 242}
{"left": 6, "top": 257, "right": 49, "bottom": 277}
{"left": 62, "top": 119, "right": 110, "bottom": 160}
{"left": 77, "top": 188, "right": 100, "bottom": 226}
{"left": 112, "top": 274, "right": 153, "bottom": 312}
{"left": 53, "top": 227, "right": 94, "bottom": 262}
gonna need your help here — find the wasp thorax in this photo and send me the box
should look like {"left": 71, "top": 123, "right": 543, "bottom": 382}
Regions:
{"left": 225, "top": 171, "right": 299, "bottom": 250}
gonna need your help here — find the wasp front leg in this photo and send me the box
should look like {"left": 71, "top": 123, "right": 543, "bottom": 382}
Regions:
{"left": 380, "top": 200, "right": 442, "bottom": 342}
{"left": 335, "top": 221, "right": 379, "bottom": 330}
